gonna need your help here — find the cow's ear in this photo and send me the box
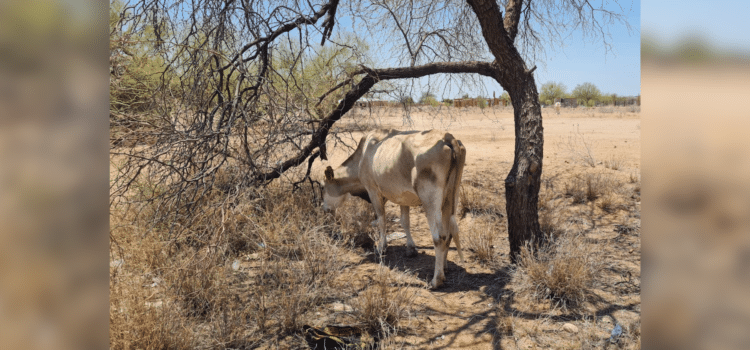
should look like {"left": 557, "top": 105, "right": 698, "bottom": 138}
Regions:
{"left": 324, "top": 166, "right": 335, "bottom": 181}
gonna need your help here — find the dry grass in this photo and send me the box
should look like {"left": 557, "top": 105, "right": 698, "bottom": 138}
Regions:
{"left": 597, "top": 193, "right": 626, "bottom": 213}
{"left": 563, "top": 172, "right": 620, "bottom": 204}
{"left": 538, "top": 207, "right": 568, "bottom": 240}
{"left": 351, "top": 266, "right": 418, "bottom": 336}
{"left": 604, "top": 155, "right": 624, "bottom": 170}
{"left": 459, "top": 181, "right": 505, "bottom": 217}
{"left": 459, "top": 180, "right": 506, "bottom": 264}
{"left": 563, "top": 126, "right": 597, "bottom": 167}
{"left": 628, "top": 171, "right": 639, "bottom": 184}
{"left": 463, "top": 215, "right": 501, "bottom": 264}
{"left": 331, "top": 196, "right": 378, "bottom": 249}
{"left": 110, "top": 179, "right": 368, "bottom": 348}
{"left": 512, "top": 232, "right": 603, "bottom": 310}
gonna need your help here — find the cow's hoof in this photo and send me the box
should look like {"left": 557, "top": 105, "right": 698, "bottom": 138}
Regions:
{"left": 428, "top": 277, "right": 445, "bottom": 290}
{"left": 404, "top": 246, "right": 418, "bottom": 258}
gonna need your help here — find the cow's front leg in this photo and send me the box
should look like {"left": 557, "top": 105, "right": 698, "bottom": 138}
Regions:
{"left": 371, "top": 195, "right": 388, "bottom": 260}
{"left": 400, "top": 205, "right": 418, "bottom": 257}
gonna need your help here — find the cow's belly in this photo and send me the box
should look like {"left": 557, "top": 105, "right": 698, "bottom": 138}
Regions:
{"left": 372, "top": 171, "right": 422, "bottom": 206}
{"left": 386, "top": 190, "right": 422, "bottom": 207}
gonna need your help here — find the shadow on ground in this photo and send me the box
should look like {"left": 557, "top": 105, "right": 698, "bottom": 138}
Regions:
{"left": 358, "top": 243, "right": 638, "bottom": 349}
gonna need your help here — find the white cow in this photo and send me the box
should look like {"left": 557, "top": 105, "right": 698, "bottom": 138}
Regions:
{"left": 323, "top": 129, "right": 466, "bottom": 288}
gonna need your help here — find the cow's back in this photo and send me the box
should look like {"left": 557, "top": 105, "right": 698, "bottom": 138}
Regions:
{"left": 360, "top": 130, "right": 453, "bottom": 206}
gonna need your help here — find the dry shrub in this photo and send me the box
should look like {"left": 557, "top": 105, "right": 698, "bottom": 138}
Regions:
{"left": 537, "top": 186, "right": 554, "bottom": 211}
{"left": 351, "top": 266, "right": 417, "bottom": 336}
{"left": 512, "top": 232, "right": 602, "bottom": 309}
{"left": 163, "top": 251, "right": 227, "bottom": 318}
{"left": 598, "top": 193, "right": 624, "bottom": 213}
{"left": 459, "top": 183, "right": 504, "bottom": 217}
{"left": 628, "top": 172, "right": 639, "bottom": 184}
{"left": 604, "top": 155, "right": 624, "bottom": 170}
{"left": 563, "top": 172, "right": 619, "bottom": 204}
{"left": 110, "top": 273, "right": 195, "bottom": 350}
{"left": 538, "top": 207, "right": 568, "bottom": 240}
{"left": 563, "top": 177, "right": 586, "bottom": 204}
{"left": 495, "top": 302, "right": 515, "bottom": 338}
{"left": 333, "top": 197, "right": 377, "bottom": 249}
{"left": 563, "top": 127, "right": 597, "bottom": 167}
{"left": 464, "top": 215, "right": 500, "bottom": 264}
{"left": 111, "top": 181, "right": 352, "bottom": 348}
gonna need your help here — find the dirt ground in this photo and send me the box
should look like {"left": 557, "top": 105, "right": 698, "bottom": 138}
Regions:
{"left": 297, "top": 105, "right": 642, "bottom": 349}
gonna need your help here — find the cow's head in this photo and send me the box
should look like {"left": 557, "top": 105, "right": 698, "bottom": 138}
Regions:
{"left": 322, "top": 166, "right": 347, "bottom": 213}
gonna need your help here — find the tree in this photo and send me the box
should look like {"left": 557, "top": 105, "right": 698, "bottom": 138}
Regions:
{"left": 539, "top": 81, "right": 567, "bottom": 104}
{"left": 572, "top": 82, "right": 602, "bottom": 106}
{"left": 419, "top": 91, "right": 439, "bottom": 106}
{"left": 113, "top": 0, "right": 632, "bottom": 261}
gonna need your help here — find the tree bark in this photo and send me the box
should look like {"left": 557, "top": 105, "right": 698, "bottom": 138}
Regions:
{"left": 466, "top": 0, "right": 544, "bottom": 262}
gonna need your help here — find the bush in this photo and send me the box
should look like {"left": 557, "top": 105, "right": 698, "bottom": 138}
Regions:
{"left": 110, "top": 183, "right": 357, "bottom": 348}
{"left": 604, "top": 155, "right": 624, "bottom": 170}
{"left": 352, "top": 266, "right": 417, "bottom": 335}
{"left": 459, "top": 183, "right": 504, "bottom": 217}
{"left": 464, "top": 215, "right": 500, "bottom": 264}
{"left": 563, "top": 173, "right": 618, "bottom": 204}
{"left": 477, "top": 97, "right": 487, "bottom": 109}
{"left": 512, "top": 232, "right": 602, "bottom": 309}
{"left": 422, "top": 95, "right": 441, "bottom": 107}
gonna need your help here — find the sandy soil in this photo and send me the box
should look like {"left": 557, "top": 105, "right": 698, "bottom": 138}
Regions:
{"left": 302, "top": 105, "right": 641, "bottom": 349}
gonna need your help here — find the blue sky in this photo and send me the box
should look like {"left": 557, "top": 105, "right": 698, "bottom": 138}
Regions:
{"left": 334, "top": 1, "right": 641, "bottom": 99}
{"left": 642, "top": 0, "right": 750, "bottom": 53}
{"left": 532, "top": 7, "right": 641, "bottom": 98}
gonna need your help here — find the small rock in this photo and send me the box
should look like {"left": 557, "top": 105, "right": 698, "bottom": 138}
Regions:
{"left": 232, "top": 260, "right": 240, "bottom": 270}
{"left": 110, "top": 259, "right": 124, "bottom": 269}
{"left": 148, "top": 277, "right": 162, "bottom": 288}
{"left": 609, "top": 324, "right": 623, "bottom": 343}
{"left": 562, "top": 323, "right": 579, "bottom": 334}
{"left": 387, "top": 232, "right": 406, "bottom": 242}
{"left": 145, "top": 300, "right": 163, "bottom": 308}
{"left": 331, "top": 302, "right": 353, "bottom": 312}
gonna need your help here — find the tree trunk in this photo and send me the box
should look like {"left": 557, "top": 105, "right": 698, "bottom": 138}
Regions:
{"left": 466, "top": 0, "right": 544, "bottom": 263}
{"left": 504, "top": 81, "right": 544, "bottom": 263}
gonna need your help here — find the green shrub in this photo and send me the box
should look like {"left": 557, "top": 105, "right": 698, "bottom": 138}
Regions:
{"left": 477, "top": 97, "right": 487, "bottom": 109}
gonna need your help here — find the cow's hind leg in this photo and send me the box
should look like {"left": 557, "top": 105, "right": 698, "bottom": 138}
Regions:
{"left": 370, "top": 194, "right": 388, "bottom": 261}
{"left": 400, "top": 205, "right": 418, "bottom": 257}
{"left": 419, "top": 190, "right": 449, "bottom": 289}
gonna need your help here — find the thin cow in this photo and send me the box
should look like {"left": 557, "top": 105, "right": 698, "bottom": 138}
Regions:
{"left": 322, "top": 129, "right": 466, "bottom": 288}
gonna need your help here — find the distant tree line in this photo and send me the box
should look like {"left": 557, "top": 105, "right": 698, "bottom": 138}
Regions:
{"left": 406, "top": 82, "right": 637, "bottom": 110}
{"left": 538, "top": 81, "right": 639, "bottom": 107}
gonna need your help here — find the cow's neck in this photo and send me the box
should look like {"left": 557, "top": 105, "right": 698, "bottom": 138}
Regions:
{"left": 334, "top": 166, "right": 369, "bottom": 202}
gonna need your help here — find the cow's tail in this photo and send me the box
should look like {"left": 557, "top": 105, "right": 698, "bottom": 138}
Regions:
{"left": 443, "top": 134, "right": 467, "bottom": 262}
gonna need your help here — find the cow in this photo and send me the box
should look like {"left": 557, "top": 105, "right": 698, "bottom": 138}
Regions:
{"left": 322, "top": 129, "right": 466, "bottom": 288}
